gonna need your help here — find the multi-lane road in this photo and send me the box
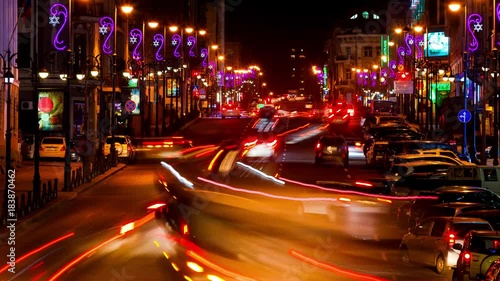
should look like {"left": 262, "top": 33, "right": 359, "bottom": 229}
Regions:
{"left": 0, "top": 116, "right": 453, "bottom": 281}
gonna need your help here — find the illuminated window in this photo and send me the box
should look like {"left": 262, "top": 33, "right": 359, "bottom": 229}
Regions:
{"left": 373, "top": 14, "right": 380, "bottom": 19}
{"left": 300, "top": 80, "right": 304, "bottom": 84}
{"left": 292, "top": 68, "right": 295, "bottom": 71}
{"left": 350, "top": 14, "right": 358, "bottom": 20}
{"left": 299, "top": 55, "right": 305, "bottom": 58}
{"left": 291, "top": 55, "right": 295, "bottom": 58}
{"left": 301, "top": 49, "right": 303, "bottom": 52}
{"left": 362, "top": 11, "right": 369, "bottom": 19}
{"left": 291, "top": 48, "right": 296, "bottom": 52}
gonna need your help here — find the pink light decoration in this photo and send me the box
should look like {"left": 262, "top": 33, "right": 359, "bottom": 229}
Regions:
{"left": 49, "top": 3, "right": 68, "bottom": 51}
{"left": 129, "top": 28, "right": 143, "bottom": 60}
{"left": 208, "top": 61, "right": 216, "bottom": 77}
{"left": 467, "top": 14, "right": 482, "bottom": 52}
{"left": 153, "top": 33, "right": 164, "bottom": 61}
{"left": 200, "top": 48, "right": 208, "bottom": 67}
{"left": 371, "top": 73, "right": 377, "bottom": 87}
{"left": 405, "top": 33, "right": 413, "bottom": 56}
{"left": 389, "top": 60, "right": 396, "bottom": 78}
{"left": 99, "top": 16, "right": 114, "bottom": 55}
{"left": 397, "top": 46, "right": 405, "bottom": 65}
{"left": 357, "top": 73, "right": 363, "bottom": 85}
{"left": 187, "top": 36, "right": 196, "bottom": 57}
{"left": 172, "top": 34, "right": 182, "bottom": 58}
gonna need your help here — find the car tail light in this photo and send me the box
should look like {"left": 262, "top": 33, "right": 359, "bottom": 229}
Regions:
{"left": 342, "top": 114, "right": 349, "bottom": 119}
{"left": 463, "top": 251, "right": 471, "bottom": 270}
{"left": 316, "top": 143, "right": 321, "bottom": 149}
{"left": 355, "top": 142, "right": 361, "bottom": 147}
{"left": 267, "top": 139, "right": 277, "bottom": 147}
{"left": 181, "top": 222, "right": 189, "bottom": 235}
{"left": 448, "top": 233, "right": 456, "bottom": 248}
{"left": 60, "top": 146, "right": 66, "bottom": 151}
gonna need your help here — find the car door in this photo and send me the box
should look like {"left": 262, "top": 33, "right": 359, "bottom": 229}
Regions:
{"left": 420, "top": 218, "right": 447, "bottom": 266}
{"left": 408, "top": 218, "right": 435, "bottom": 263}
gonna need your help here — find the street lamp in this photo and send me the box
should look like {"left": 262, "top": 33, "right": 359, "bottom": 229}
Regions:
{"left": 1, "top": 49, "right": 16, "bottom": 222}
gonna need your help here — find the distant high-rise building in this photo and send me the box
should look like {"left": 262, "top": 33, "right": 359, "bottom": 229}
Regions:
{"left": 289, "top": 48, "right": 307, "bottom": 97}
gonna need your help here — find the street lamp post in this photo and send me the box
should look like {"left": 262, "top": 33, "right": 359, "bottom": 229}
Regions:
{"left": 1, "top": 49, "right": 16, "bottom": 221}
{"left": 493, "top": 48, "right": 499, "bottom": 166}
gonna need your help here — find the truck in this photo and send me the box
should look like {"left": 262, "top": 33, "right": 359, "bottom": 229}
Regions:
{"left": 391, "top": 165, "right": 500, "bottom": 195}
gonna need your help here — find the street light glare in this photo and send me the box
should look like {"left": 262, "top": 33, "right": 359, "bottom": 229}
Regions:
{"left": 148, "top": 21, "right": 159, "bottom": 28}
{"left": 169, "top": 26, "right": 179, "bottom": 32}
{"left": 448, "top": 3, "right": 461, "bottom": 12}
{"left": 211, "top": 45, "right": 219, "bottom": 50}
{"left": 199, "top": 29, "right": 207, "bottom": 35}
{"left": 185, "top": 27, "right": 194, "bottom": 33}
{"left": 121, "top": 5, "right": 133, "bottom": 14}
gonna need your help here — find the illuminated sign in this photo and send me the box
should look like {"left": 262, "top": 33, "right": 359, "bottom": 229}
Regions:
{"left": 187, "top": 36, "right": 196, "bottom": 57}
{"left": 130, "top": 88, "right": 141, "bottom": 114}
{"left": 381, "top": 35, "right": 389, "bottom": 67}
{"left": 424, "top": 31, "right": 450, "bottom": 57}
{"left": 99, "top": 16, "right": 114, "bottom": 55}
{"left": 38, "top": 90, "right": 64, "bottom": 131}
{"left": 394, "top": 81, "right": 414, "bottom": 94}
{"left": 153, "top": 33, "right": 164, "bottom": 61}
{"left": 129, "top": 28, "right": 143, "bottom": 60}
{"left": 200, "top": 48, "right": 208, "bottom": 67}
{"left": 467, "top": 14, "right": 483, "bottom": 52}
{"left": 172, "top": 34, "right": 182, "bottom": 58}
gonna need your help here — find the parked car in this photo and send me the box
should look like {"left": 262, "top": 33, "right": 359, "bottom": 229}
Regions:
{"left": 104, "top": 135, "right": 136, "bottom": 163}
{"left": 69, "top": 140, "right": 82, "bottom": 162}
{"left": 314, "top": 135, "right": 349, "bottom": 166}
{"left": 453, "top": 230, "right": 500, "bottom": 281}
{"left": 39, "top": 136, "right": 66, "bottom": 159}
{"left": 400, "top": 216, "right": 494, "bottom": 274}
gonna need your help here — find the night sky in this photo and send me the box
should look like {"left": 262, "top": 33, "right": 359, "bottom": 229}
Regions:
{"left": 225, "top": 0, "right": 392, "bottom": 94}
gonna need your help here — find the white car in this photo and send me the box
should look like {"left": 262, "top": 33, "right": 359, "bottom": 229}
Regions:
{"left": 39, "top": 136, "right": 66, "bottom": 159}
{"left": 104, "top": 135, "right": 136, "bottom": 163}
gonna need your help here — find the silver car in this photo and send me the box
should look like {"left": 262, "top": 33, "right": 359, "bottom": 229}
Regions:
{"left": 400, "top": 216, "right": 493, "bottom": 274}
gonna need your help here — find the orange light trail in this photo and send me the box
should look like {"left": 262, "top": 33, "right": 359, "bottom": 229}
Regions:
{"left": 186, "top": 250, "right": 256, "bottom": 280}
{"left": 0, "top": 232, "right": 74, "bottom": 273}
{"left": 47, "top": 213, "right": 155, "bottom": 281}
{"left": 289, "top": 249, "right": 389, "bottom": 281}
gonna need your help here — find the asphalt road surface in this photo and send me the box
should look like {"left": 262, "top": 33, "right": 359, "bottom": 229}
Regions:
{"left": 0, "top": 116, "right": 453, "bottom": 281}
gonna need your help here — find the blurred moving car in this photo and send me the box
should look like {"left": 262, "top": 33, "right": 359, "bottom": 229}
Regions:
{"left": 324, "top": 104, "right": 350, "bottom": 126}
{"left": 39, "top": 136, "right": 66, "bottom": 159}
{"left": 104, "top": 135, "right": 136, "bottom": 163}
{"left": 314, "top": 135, "right": 349, "bottom": 166}
{"left": 259, "top": 105, "right": 276, "bottom": 119}
{"left": 241, "top": 133, "right": 281, "bottom": 163}
{"left": 453, "top": 230, "right": 500, "bottom": 281}
{"left": 400, "top": 216, "right": 494, "bottom": 274}
{"left": 221, "top": 103, "right": 241, "bottom": 119}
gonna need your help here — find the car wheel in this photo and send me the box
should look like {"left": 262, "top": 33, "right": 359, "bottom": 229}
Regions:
{"left": 400, "top": 248, "right": 410, "bottom": 264}
{"left": 435, "top": 253, "right": 448, "bottom": 274}
{"left": 314, "top": 156, "right": 321, "bottom": 165}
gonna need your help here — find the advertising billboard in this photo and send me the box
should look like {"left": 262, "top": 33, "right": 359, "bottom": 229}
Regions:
{"left": 38, "top": 90, "right": 64, "bottom": 131}
{"left": 424, "top": 31, "right": 450, "bottom": 58}
{"left": 130, "top": 88, "right": 141, "bottom": 115}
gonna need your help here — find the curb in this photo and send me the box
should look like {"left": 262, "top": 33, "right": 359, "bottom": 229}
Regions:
{"left": 179, "top": 117, "right": 200, "bottom": 131}
{"left": 0, "top": 164, "right": 127, "bottom": 235}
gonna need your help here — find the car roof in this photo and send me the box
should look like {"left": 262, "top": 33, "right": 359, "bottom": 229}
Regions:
{"left": 468, "top": 230, "right": 500, "bottom": 237}
{"left": 433, "top": 202, "right": 491, "bottom": 208}
{"left": 392, "top": 160, "right": 455, "bottom": 166}
{"left": 426, "top": 216, "right": 491, "bottom": 223}
{"left": 435, "top": 186, "right": 489, "bottom": 192}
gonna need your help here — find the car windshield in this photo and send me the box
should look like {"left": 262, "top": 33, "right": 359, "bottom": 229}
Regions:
{"left": 42, "top": 138, "right": 63, "bottom": 144}
{"left": 452, "top": 223, "right": 492, "bottom": 237}
{"left": 440, "top": 192, "right": 500, "bottom": 206}
{"left": 470, "top": 237, "right": 500, "bottom": 254}
{"left": 321, "top": 137, "right": 344, "bottom": 146}
{"left": 106, "top": 137, "right": 127, "bottom": 144}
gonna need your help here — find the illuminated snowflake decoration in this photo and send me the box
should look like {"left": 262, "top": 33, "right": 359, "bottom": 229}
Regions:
{"left": 409, "top": 39, "right": 414, "bottom": 45}
{"left": 49, "top": 15, "right": 60, "bottom": 26}
{"left": 208, "top": 64, "right": 213, "bottom": 69}
{"left": 172, "top": 40, "right": 178, "bottom": 46}
{"left": 419, "top": 41, "right": 425, "bottom": 47}
{"left": 474, "top": 23, "right": 483, "bottom": 32}
{"left": 153, "top": 40, "right": 160, "bottom": 47}
{"left": 400, "top": 50, "right": 405, "bottom": 56}
{"left": 391, "top": 64, "right": 397, "bottom": 69}
{"left": 130, "top": 36, "right": 137, "bottom": 44}
{"left": 99, "top": 25, "right": 108, "bottom": 35}
{"left": 187, "top": 41, "right": 193, "bottom": 46}
{"left": 201, "top": 53, "right": 206, "bottom": 58}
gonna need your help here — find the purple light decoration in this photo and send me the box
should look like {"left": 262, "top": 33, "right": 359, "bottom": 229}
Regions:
{"left": 209, "top": 61, "right": 216, "bottom": 77}
{"left": 363, "top": 73, "right": 368, "bottom": 86}
{"left": 415, "top": 35, "right": 424, "bottom": 59}
{"left": 153, "top": 33, "right": 164, "bottom": 61}
{"left": 371, "top": 73, "right": 377, "bottom": 87}
{"left": 397, "top": 46, "right": 406, "bottom": 65}
{"left": 497, "top": 3, "right": 500, "bottom": 46}
{"left": 467, "top": 13, "right": 482, "bottom": 52}
{"left": 99, "top": 16, "right": 114, "bottom": 55}
{"left": 405, "top": 33, "right": 413, "bottom": 56}
{"left": 217, "top": 70, "right": 224, "bottom": 86}
{"left": 129, "top": 28, "right": 143, "bottom": 60}
{"left": 381, "top": 68, "right": 388, "bottom": 85}
{"left": 172, "top": 34, "right": 182, "bottom": 58}
{"left": 49, "top": 3, "right": 68, "bottom": 51}
{"left": 200, "top": 48, "right": 208, "bottom": 67}
{"left": 186, "top": 36, "right": 196, "bottom": 57}
{"left": 389, "top": 60, "right": 396, "bottom": 78}
{"left": 357, "top": 73, "right": 363, "bottom": 85}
